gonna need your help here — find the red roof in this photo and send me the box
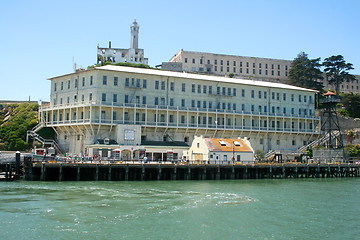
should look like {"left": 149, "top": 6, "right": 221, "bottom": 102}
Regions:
{"left": 324, "top": 91, "right": 336, "bottom": 96}
{"left": 204, "top": 138, "right": 253, "bottom": 152}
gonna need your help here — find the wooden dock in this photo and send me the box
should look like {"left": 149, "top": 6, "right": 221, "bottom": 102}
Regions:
{"left": 22, "top": 161, "right": 360, "bottom": 181}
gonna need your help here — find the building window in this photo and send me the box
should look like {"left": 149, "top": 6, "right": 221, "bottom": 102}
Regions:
{"left": 54, "top": 83, "right": 57, "bottom": 92}
{"left": 272, "top": 92, "right": 275, "bottom": 100}
{"left": 258, "top": 91, "right": 262, "bottom": 99}
{"left": 242, "top": 89, "right": 245, "bottom": 97}
{"left": 291, "top": 94, "right": 294, "bottom": 102}
{"left": 264, "top": 91, "right": 267, "bottom": 99}
{"left": 114, "top": 77, "right": 118, "bottom": 86}
{"left": 136, "top": 79, "right": 140, "bottom": 88}
{"left": 89, "top": 93, "right": 92, "bottom": 101}
{"left": 215, "top": 59, "right": 217, "bottom": 65}
{"left": 125, "top": 95, "right": 129, "bottom": 103}
{"left": 299, "top": 95, "right": 302, "bottom": 102}
{"left": 197, "top": 101, "right": 201, "bottom": 108}
{"left": 277, "top": 93, "right": 280, "bottom": 100}
{"left": 198, "top": 85, "right": 201, "bottom": 93}
{"left": 240, "top": 68, "right": 242, "bottom": 73}
{"left": 214, "top": 66, "right": 217, "bottom": 71}
{"left": 68, "top": 80, "right": 70, "bottom": 89}
{"left": 181, "top": 99, "right": 185, "bottom": 107}
{"left": 125, "top": 78, "right": 129, "bottom": 87}
{"left": 102, "top": 93, "right": 106, "bottom": 102}
{"left": 184, "top": 58, "right": 187, "bottom": 63}
{"left": 170, "top": 82, "right": 174, "bottom": 91}
{"left": 170, "top": 98, "right": 174, "bottom": 106}
{"left": 203, "top": 85, "right": 207, "bottom": 94}
{"left": 90, "top": 76, "right": 93, "bottom": 86}
{"left": 192, "top": 84, "right": 195, "bottom": 93}
{"left": 233, "top": 88, "right": 236, "bottom": 96}
{"left": 209, "top": 86, "right": 212, "bottom": 94}
{"left": 142, "top": 96, "right": 146, "bottom": 104}
{"left": 222, "top": 87, "right": 226, "bottom": 95}
{"left": 192, "top": 58, "right": 195, "bottom": 64}
{"left": 82, "top": 77, "right": 85, "bottom": 87}
{"left": 161, "top": 81, "right": 165, "bottom": 90}
{"left": 228, "top": 88, "right": 231, "bottom": 96}
{"left": 103, "top": 76, "right": 107, "bottom": 85}
{"left": 181, "top": 115, "right": 185, "bottom": 123}
{"left": 191, "top": 100, "right": 195, "bottom": 108}
{"left": 221, "top": 60, "right": 223, "bottom": 65}
{"left": 155, "top": 97, "right": 158, "bottom": 105}
{"left": 75, "top": 79, "right": 78, "bottom": 88}
{"left": 200, "top": 58, "right": 203, "bottom": 64}
{"left": 217, "top": 87, "right": 221, "bottom": 95}
{"left": 155, "top": 81, "right": 159, "bottom": 89}
{"left": 203, "top": 101, "right": 207, "bottom": 108}
{"left": 251, "top": 90, "right": 254, "bottom": 98}
{"left": 283, "top": 93, "right": 286, "bottom": 101}
{"left": 233, "top": 103, "right": 236, "bottom": 110}
{"left": 143, "top": 79, "right": 147, "bottom": 88}
{"left": 242, "top": 104, "right": 245, "bottom": 111}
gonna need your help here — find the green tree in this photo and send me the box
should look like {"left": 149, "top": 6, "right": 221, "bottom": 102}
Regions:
{"left": 323, "top": 55, "right": 356, "bottom": 97}
{"left": 0, "top": 103, "right": 38, "bottom": 151}
{"left": 287, "top": 52, "right": 324, "bottom": 91}
{"left": 340, "top": 93, "right": 360, "bottom": 118}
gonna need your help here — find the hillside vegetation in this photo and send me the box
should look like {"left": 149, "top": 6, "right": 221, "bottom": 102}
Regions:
{"left": 0, "top": 103, "right": 38, "bottom": 151}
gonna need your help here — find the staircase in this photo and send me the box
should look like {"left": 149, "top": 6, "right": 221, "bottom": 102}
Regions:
{"left": 263, "top": 150, "right": 276, "bottom": 161}
{"left": 26, "top": 123, "right": 64, "bottom": 154}
{"left": 296, "top": 131, "right": 341, "bottom": 153}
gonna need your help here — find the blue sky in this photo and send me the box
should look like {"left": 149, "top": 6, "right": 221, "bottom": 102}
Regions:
{"left": 1, "top": 0, "right": 359, "bottom": 101}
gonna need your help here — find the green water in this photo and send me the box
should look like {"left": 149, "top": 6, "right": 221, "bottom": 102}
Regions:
{"left": 0, "top": 179, "right": 359, "bottom": 240}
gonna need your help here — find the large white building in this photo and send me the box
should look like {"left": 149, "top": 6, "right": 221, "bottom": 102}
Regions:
{"left": 97, "top": 20, "right": 148, "bottom": 65}
{"left": 40, "top": 65, "right": 320, "bottom": 160}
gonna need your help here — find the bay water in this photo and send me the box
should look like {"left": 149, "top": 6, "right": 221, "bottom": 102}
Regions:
{"left": 0, "top": 179, "right": 359, "bottom": 240}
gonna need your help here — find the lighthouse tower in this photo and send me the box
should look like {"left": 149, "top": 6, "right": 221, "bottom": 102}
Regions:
{"left": 130, "top": 19, "right": 139, "bottom": 49}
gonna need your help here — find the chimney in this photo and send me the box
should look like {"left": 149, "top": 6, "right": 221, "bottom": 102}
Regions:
{"left": 109, "top": 41, "right": 112, "bottom": 48}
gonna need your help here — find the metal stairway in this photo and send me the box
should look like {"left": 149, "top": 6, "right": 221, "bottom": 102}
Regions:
{"left": 296, "top": 131, "right": 341, "bottom": 154}
{"left": 26, "top": 123, "right": 64, "bottom": 154}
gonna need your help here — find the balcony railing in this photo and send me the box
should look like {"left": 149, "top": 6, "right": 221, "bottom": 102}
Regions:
{"left": 41, "top": 101, "right": 319, "bottom": 120}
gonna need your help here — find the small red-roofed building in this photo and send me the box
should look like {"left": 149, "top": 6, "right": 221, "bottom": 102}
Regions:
{"left": 185, "top": 136, "right": 254, "bottom": 164}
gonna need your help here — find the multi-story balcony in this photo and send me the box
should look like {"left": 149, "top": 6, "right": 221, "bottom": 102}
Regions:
{"left": 40, "top": 101, "right": 320, "bottom": 135}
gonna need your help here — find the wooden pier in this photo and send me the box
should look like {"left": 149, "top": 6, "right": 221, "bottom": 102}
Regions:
{"left": 22, "top": 161, "right": 360, "bottom": 181}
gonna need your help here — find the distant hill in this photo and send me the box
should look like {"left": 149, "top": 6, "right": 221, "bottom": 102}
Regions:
{"left": 0, "top": 102, "right": 39, "bottom": 151}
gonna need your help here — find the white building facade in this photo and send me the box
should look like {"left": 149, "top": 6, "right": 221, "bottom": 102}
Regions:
{"left": 167, "top": 50, "right": 291, "bottom": 83}
{"left": 41, "top": 65, "right": 320, "bottom": 159}
{"left": 97, "top": 20, "right": 148, "bottom": 65}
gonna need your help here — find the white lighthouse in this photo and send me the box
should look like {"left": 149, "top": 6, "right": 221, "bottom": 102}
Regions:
{"left": 130, "top": 19, "right": 139, "bottom": 49}
{"left": 97, "top": 19, "right": 148, "bottom": 65}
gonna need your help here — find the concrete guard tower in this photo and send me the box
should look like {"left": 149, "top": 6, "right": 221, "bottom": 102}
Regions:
{"left": 320, "top": 91, "right": 344, "bottom": 154}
